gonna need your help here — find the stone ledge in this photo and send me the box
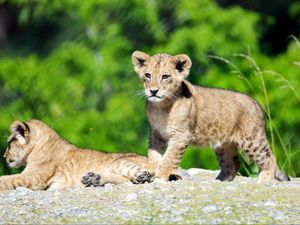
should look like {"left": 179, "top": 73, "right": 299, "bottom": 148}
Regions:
{"left": 0, "top": 169, "right": 299, "bottom": 224}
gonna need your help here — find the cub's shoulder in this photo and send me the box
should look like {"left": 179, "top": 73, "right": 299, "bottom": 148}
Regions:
{"left": 192, "top": 83, "right": 252, "bottom": 99}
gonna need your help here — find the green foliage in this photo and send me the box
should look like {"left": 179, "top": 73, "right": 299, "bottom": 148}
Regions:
{"left": 0, "top": 0, "right": 299, "bottom": 177}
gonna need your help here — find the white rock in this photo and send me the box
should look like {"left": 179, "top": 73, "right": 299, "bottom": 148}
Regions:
{"left": 177, "top": 168, "right": 189, "bottom": 177}
{"left": 15, "top": 187, "right": 32, "bottom": 191}
{"left": 104, "top": 183, "right": 114, "bottom": 188}
{"left": 153, "top": 178, "right": 165, "bottom": 183}
{"left": 269, "top": 211, "right": 286, "bottom": 220}
{"left": 187, "top": 168, "right": 219, "bottom": 176}
{"left": 202, "top": 205, "right": 217, "bottom": 212}
{"left": 226, "top": 186, "right": 237, "bottom": 191}
{"left": 124, "top": 193, "right": 138, "bottom": 201}
{"left": 140, "top": 189, "right": 153, "bottom": 195}
{"left": 264, "top": 201, "right": 277, "bottom": 207}
{"left": 187, "top": 168, "right": 202, "bottom": 176}
{"left": 15, "top": 187, "right": 33, "bottom": 196}
{"left": 8, "top": 192, "right": 15, "bottom": 197}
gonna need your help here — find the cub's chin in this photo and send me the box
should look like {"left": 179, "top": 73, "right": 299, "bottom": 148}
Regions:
{"left": 8, "top": 162, "right": 19, "bottom": 168}
{"left": 148, "top": 96, "right": 164, "bottom": 103}
{"left": 7, "top": 159, "right": 23, "bottom": 168}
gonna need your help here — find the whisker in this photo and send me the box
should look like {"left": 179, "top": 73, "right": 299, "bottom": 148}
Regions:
{"left": 165, "top": 91, "right": 178, "bottom": 100}
{"left": 132, "top": 90, "right": 147, "bottom": 99}
{"left": 132, "top": 90, "right": 144, "bottom": 97}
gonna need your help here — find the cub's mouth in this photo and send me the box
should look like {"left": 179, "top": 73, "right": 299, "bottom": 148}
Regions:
{"left": 7, "top": 160, "right": 17, "bottom": 168}
{"left": 5, "top": 157, "right": 20, "bottom": 168}
{"left": 148, "top": 95, "right": 164, "bottom": 102}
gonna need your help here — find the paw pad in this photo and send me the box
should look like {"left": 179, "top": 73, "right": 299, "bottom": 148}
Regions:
{"left": 81, "top": 172, "right": 101, "bottom": 187}
{"left": 135, "top": 171, "right": 151, "bottom": 184}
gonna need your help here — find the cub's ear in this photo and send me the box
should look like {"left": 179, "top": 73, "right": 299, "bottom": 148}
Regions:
{"left": 10, "top": 120, "right": 30, "bottom": 145}
{"left": 171, "top": 54, "right": 192, "bottom": 78}
{"left": 131, "top": 51, "right": 150, "bottom": 75}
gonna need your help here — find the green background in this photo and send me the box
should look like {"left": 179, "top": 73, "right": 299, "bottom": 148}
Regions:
{"left": 0, "top": 0, "right": 299, "bottom": 177}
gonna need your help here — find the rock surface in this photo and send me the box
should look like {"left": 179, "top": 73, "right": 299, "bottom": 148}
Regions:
{"left": 0, "top": 169, "right": 299, "bottom": 224}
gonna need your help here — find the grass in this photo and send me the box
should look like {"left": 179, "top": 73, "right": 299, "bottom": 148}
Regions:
{"left": 209, "top": 46, "right": 300, "bottom": 177}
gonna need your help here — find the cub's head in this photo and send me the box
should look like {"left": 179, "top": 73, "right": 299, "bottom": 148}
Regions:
{"left": 4, "top": 121, "right": 31, "bottom": 168}
{"left": 132, "top": 51, "right": 192, "bottom": 103}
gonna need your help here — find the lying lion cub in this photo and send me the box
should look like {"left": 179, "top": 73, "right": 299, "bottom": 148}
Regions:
{"left": 0, "top": 120, "right": 154, "bottom": 190}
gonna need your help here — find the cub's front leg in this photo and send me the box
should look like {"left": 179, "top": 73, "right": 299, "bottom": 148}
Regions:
{"left": 159, "top": 136, "right": 189, "bottom": 181}
{"left": 109, "top": 159, "right": 154, "bottom": 184}
{"left": 0, "top": 174, "right": 47, "bottom": 191}
{"left": 148, "top": 129, "right": 166, "bottom": 165}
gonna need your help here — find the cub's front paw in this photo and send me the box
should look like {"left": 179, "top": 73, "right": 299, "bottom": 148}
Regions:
{"left": 81, "top": 172, "right": 101, "bottom": 187}
{"left": 133, "top": 171, "right": 152, "bottom": 184}
{"left": 160, "top": 171, "right": 182, "bottom": 181}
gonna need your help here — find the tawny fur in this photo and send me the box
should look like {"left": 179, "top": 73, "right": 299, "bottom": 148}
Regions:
{"left": 0, "top": 120, "right": 155, "bottom": 191}
{"left": 132, "top": 51, "right": 290, "bottom": 182}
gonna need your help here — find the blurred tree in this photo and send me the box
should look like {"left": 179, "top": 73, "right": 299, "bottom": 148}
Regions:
{"left": 0, "top": 0, "right": 299, "bottom": 177}
{"left": 217, "top": 0, "right": 300, "bottom": 55}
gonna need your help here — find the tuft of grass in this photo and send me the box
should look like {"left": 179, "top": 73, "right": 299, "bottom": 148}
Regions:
{"left": 209, "top": 46, "right": 300, "bottom": 177}
{"left": 289, "top": 35, "right": 300, "bottom": 68}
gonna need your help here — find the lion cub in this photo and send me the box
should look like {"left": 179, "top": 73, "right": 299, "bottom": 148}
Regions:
{"left": 132, "top": 50, "right": 290, "bottom": 182}
{"left": 0, "top": 120, "right": 154, "bottom": 191}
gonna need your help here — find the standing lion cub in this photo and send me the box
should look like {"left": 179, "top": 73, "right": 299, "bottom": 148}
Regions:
{"left": 0, "top": 119, "right": 154, "bottom": 190}
{"left": 132, "top": 50, "right": 290, "bottom": 182}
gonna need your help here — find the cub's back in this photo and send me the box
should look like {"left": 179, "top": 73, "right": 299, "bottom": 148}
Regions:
{"left": 60, "top": 149, "right": 147, "bottom": 172}
{"left": 189, "top": 85, "right": 264, "bottom": 144}
{"left": 192, "top": 85, "right": 263, "bottom": 121}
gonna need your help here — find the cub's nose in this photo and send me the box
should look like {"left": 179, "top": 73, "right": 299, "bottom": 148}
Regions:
{"left": 150, "top": 89, "right": 159, "bottom": 96}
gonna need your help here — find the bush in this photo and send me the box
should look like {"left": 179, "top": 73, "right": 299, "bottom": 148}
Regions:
{"left": 0, "top": 0, "right": 299, "bottom": 177}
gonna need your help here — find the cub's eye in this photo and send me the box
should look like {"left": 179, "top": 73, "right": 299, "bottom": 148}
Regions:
{"left": 145, "top": 73, "right": 151, "bottom": 79}
{"left": 161, "top": 74, "right": 170, "bottom": 80}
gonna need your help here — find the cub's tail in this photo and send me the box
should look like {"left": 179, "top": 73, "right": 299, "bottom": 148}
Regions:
{"left": 275, "top": 167, "right": 291, "bottom": 181}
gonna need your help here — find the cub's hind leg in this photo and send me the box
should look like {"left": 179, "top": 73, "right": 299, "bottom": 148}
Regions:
{"left": 109, "top": 159, "right": 153, "bottom": 184}
{"left": 80, "top": 170, "right": 140, "bottom": 187}
{"left": 214, "top": 142, "right": 240, "bottom": 181}
{"left": 82, "top": 172, "right": 129, "bottom": 186}
{"left": 100, "top": 173, "right": 132, "bottom": 185}
{"left": 239, "top": 138, "right": 275, "bottom": 182}
{"left": 238, "top": 133, "right": 290, "bottom": 182}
